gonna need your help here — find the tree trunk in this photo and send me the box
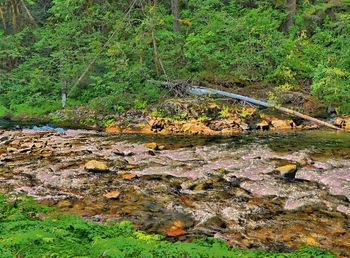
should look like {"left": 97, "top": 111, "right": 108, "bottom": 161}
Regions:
{"left": 61, "top": 81, "right": 67, "bottom": 108}
{"left": 284, "top": 0, "right": 297, "bottom": 32}
{"left": 171, "top": 0, "right": 180, "bottom": 32}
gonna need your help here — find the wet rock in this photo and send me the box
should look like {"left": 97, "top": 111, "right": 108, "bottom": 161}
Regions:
{"left": 337, "top": 205, "right": 350, "bottom": 215}
{"left": 239, "top": 122, "right": 250, "bottom": 131}
{"left": 334, "top": 117, "right": 350, "bottom": 129}
{"left": 240, "top": 181, "right": 279, "bottom": 197}
{"left": 144, "top": 142, "right": 159, "bottom": 150}
{"left": 274, "top": 164, "right": 298, "bottom": 179}
{"left": 84, "top": 160, "right": 109, "bottom": 172}
{"left": 10, "top": 139, "right": 21, "bottom": 146}
{"left": 103, "top": 190, "right": 121, "bottom": 199}
{"left": 198, "top": 216, "right": 227, "bottom": 230}
{"left": 0, "top": 136, "right": 9, "bottom": 142}
{"left": 270, "top": 118, "right": 295, "bottom": 130}
{"left": 256, "top": 120, "right": 270, "bottom": 131}
{"left": 57, "top": 200, "right": 73, "bottom": 209}
{"left": 181, "top": 179, "right": 214, "bottom": 192}
{"left": 176, "top": 195, "right": 195, "bottom": 208}
{"left": 122, "top": 173, "right": 138, "bottom": 180}
{"left": 113, "top": 150, "right": 135, "bottom": 157}
{"left": 166, "top": 228, "right": 187, "bottom": 237}
{"left": 165, "top": 220, "right": 188, "bottom": 237}
{"left": 6, "top": 147, "right": 17, "bottom": 153}
{"left": 223, "top": 174, "right": 240, "bottom": 187}
{"left": 283, "top": 194, "right": 323, "bottom": 211}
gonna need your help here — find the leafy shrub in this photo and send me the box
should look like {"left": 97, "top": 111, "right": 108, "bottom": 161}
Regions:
{"left": 312, "top": 66, "right": 350, "bottom": 114}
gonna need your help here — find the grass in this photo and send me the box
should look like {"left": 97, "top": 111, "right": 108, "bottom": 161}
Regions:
{"left": 0, "top": 194, "right": 336, "bottom": 258}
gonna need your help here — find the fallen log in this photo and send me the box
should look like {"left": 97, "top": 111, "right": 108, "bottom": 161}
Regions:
{"left": 190, "top": 86, "right": 341, "bottom": 131}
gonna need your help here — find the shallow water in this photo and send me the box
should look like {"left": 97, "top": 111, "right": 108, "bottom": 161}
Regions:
{"left": 1, "top": 128, "right": 350, "bottom": 255}
{"left": 111, "top": 130, "right": 350, "bottom": 159}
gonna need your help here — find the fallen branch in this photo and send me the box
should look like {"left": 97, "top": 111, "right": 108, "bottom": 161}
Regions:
{"left": 190, "top": 86, "right": 341, "bottom": 131}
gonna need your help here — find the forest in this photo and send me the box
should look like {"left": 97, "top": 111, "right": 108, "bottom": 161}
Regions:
{"left": 0, "top": 0, "right": 350, "bottom": 117}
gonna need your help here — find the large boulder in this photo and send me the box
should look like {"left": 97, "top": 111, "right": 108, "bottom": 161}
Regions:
{"left": 84, "top": 160, "right": 109, "bottom": 172}
{"left": 334, "top": 117, "right": 350, "bottom": 130}
{"left": 274, "top": 164, "right": 298, "bottom": 179}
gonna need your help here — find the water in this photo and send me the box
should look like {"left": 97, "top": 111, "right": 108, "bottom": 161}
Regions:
{"left": 0, "top": 118, "right": 65, "bottom": 132}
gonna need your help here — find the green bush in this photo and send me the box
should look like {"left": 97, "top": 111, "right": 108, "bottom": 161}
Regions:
{"left": 0, "top": 1, "right": 350, "bottom": 115}
{"left": 312, "top": 66, "right": 350, "bottom": 114}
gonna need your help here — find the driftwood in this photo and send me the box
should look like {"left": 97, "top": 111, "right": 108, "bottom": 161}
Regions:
{"left": 153, "top": 80, "right": 340, "bottom": 130}
{"left": 190, "top": 86, "right": 341, "bottom": 131}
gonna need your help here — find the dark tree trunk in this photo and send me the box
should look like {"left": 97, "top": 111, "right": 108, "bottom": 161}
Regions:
{"left": 171, "top": 0, "right": 180, "bottom": 32}
{"left": 284, "top": 0, "right": 297, "bottom": 32}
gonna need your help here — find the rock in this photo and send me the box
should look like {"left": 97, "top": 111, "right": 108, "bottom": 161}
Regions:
{"left": 0, "top": 136, "right": 9, "bottom": 142}
{"left": 256, "top": 120, "right": 270, "bottom": 131}
{"left": 158, "top": 145, "right": 166, "bottom": 151}
{"left": 337, "top": 205, "right": 350, "bottom": 215}
{"left": 270, "top": 118, "right": 295, "bottom": 130}
{"left": 166, "top": 228, "right": 187, "bottom": 237}
{"left": 274, "top": 164, "right": 298, "bottom": 179}
{"left": 166, "top": 220, "right": 187, "bottom": 237}
{"left": 10, "top": 139, "right": 21, "bottom": 146}
{"left": 334, "top": 117, "right": 350, "bottom": 130}
{"left": 103, "top": 190, "right": 121, "bottom": 199}
{"left": 181, "top": 122, "right": 213, "bottom": 135}
{"left": 176, "top": 195, "right": 195, "bottom": 207}
{"left": 223, "top": 174, "right": 240, "bottom": 187}
{"left": 56, "top": 200, "right": 73, "bottom": 209}
{"left": 105, "top": 127, "right": 122, "bottom": 133}
{"left": 239, "top": 122, "right": 250, "bottom": 131}
{"left": 199, "top": 216, "right": 227, "bottom": 229}
{"left": 209, "top": 119, "right": 238, "bottom": 131}
{"left": 84, "top": 160, "right": 109, "bottom": 172}
{"left": 144, "top": 142, "right": 159, "bottom": 150}
{"left": 122, "top": 173, "right": 137, "bottom": 180}
{"left": 6, "top": 147, "right": 17, "bottom": 153}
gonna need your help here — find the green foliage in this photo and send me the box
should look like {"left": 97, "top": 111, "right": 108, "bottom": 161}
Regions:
{"left": 219, "top": 105, "right": 232, "bottom": 119}
{"left": 312, "top": 66, "right": 350, "bottom": 114}
{"left": 0, "top": 194, "right": 335, "bottom": 258}
{"left": 0, "top": 0, "right": 350, "bottom": 114}
{"left": 0, "top": 104, "right": 9, "bottom": 116}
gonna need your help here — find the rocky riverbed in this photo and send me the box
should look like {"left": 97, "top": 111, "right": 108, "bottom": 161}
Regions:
{"left": 0, "top": 128, "right": 350, "bottom": 256}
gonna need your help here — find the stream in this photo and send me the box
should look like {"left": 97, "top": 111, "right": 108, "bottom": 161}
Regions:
{"left": 0, "top": 124, "right": 350, "bottom": 256}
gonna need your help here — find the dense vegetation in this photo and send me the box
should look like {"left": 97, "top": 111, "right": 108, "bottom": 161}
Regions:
{"left": 0, "top": 194, "right": 335, "bottom": 257}
{"left": 0, "top": 0, "right": 349, "bottom": 116}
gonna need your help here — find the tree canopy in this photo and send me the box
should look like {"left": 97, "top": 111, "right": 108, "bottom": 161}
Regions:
{"left": 0, "top": 0, "right": 349, "bottom": 115}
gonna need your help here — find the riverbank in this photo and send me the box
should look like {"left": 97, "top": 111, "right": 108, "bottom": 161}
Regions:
{"left": 2, "top": 96, "right": 349, "bottom": 135}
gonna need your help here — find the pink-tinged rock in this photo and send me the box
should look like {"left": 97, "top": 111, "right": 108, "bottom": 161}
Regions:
{"left": 240, "top": 181, "right": 279, "bottom": 197}
{"left": 297, "top": 167, "right": 350, "bottom": 201}
{"left": 337, "top": 205, "right": 350, "bottom": 215}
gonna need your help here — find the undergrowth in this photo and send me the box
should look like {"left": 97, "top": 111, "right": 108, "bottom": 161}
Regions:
{"left": 0, "top": 194, "right": 335, "bottom": 258}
